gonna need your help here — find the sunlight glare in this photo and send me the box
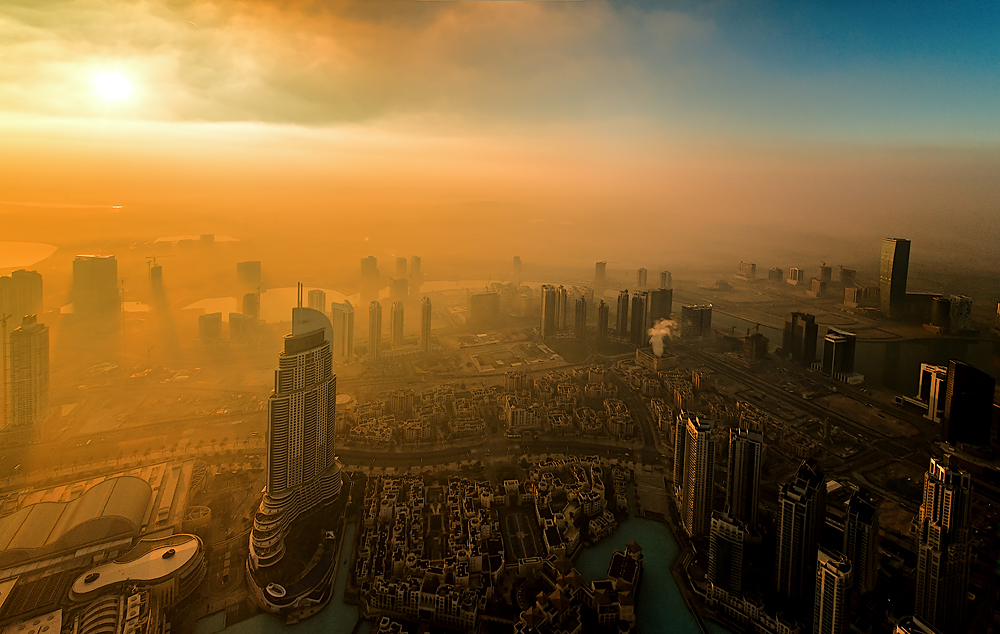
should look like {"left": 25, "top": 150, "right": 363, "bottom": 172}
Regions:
{"left": 93, "top": 72, "right": 131, "bottom": 101}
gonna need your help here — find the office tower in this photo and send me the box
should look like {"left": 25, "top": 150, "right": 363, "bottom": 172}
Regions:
{"left": 880, "top": 238, "right": 911, "bottom": 320}
{"left": 595, "top": 261, "right": 607, "bottom": 285}
{"left": 9, "top": 315, "right": 48, "bottom": 429}
{"left": 727, "top": 428, "right": 763, "bottom": 527}
{"left": 681, "top": 416, "right": 715, "bottom": 537}
{"left": 242, "top": 293, "right": 260, "bottom": 320}
{"left": 198, "top": 313, "right": 223, "bottom": 343}
{"left": 249, "top": 303, "right": 342, "bottom": 569}
{"left": 330, "top": 300, "right": 355, "bottom": 362}
{"left": 395, "top": 257, "right": 407, "bottom": 278}
{"left": 390, "top": 302, "right": 404, "bottom": 347}
{"left": 915, "top": 457, "right": 972, "bottom": 634}
{"left": 616, "top": 290, "right": 630, "bottom": 338}
{"left": 470, "top": 291, "right": 501, "bottom": 326}
{"left": 630, "top": 292, "right": 648, "bottom": 347}
{"left": 72, "top": 255, "right": 119, "bottom": 315}
{"left": 844, "top": 488, "right": 879, "bottom": 595}
{"left": 11, "top": 270, "right": 42, "bottom": 320}
{"left": 839, "top": 267, "right": 856, "bottom": 286}
{"left": 513, "top": 256, "right": 522, "bottom": 285}
{"left": 680, "top": 304, "right": 712, "bottom": 338}
{"left": 411, "top": 256, "right": 421, "bottom": 280}
{"left": 575, "top": 297, "right": 587, "bottom": 339}
{"left": 539, "top": 285, "right": 557, "bottom": 338}
{"left": 361, "top": 256, "right": 379, "bottom": 286}
{"left": 709, "top": 510, "right": 749, "bottom": 595}
{"left": 149, "top": 264, "right": 163, "bottom": 294}
{"left": 813, "top": 547, "right": 852, "bottom": 634}
{"left": 597, "top": 301, "right": 609, "bottom": 340}
{"left": 389, "top": 278, "right": 408, "bottom": 302}
{"left": 636, "top": 268, "right": 648, "bottom": 289}
{"left": 776, "top": 459, "right": 826, "bottom": 601}
{"left": 421, "top": 297, "right": 432, "bottom": 352}
{"left": 744, "top": 333, "right": 769, "bottom": 360}
{"left": 821, "top": 328, "right": 857, "bottom": 377}
{"left": 0, "top": 277, "right": 17, "bottom": 325}
{"left": 237, "top": 260, "right": 262, "bottom": 289}
{"left": 782, "top": 312, "right": 818, "bottom": 364}
{"left": 918, "top": 363, "right": 948, "bottom": 423}
{"left": 660, "top": 270, "right": 672, "bottom": 289}
{"left": 736, "top": 261, "right": 756, "bottom": 281}
{"left": 942, "top": 360, "right": 995, "bottom": 446}
{"left": 787, "top": 267, "right": 805, "bottom": 285}
{"left": 229, "top": 312, "right": 255, "bottom": 345}
{"left": 307, "top": 289, "right": 327, "bottom": 313}
{"left": 647, "top": 288, "right": 672, "bottom": 325}
{"left": 555, "top": 286, "right": 568, "bottom": 331}
{"left": 817, "top": 265, "right": 832, "bottom": 284}
{"left": 768, "top": 267, "right": 784, "bottom": 283}
{"left": 368, "top": 301, "right": 383, "bottom": 362}
{"left": 948, "top": 295, "right": 972, "bottom": 331}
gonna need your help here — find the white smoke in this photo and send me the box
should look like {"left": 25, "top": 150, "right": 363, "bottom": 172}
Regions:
{"left": 648, "top": 319, "right": 678, "bottom": 357}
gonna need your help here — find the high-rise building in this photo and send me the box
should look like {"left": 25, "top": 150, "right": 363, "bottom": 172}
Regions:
{"left": 597, "top": 301, "right": 609, "bottom": 340}
{"left": 727, "top": 428, "right": 762, "bottom": 527}
{"left": 555, "top": 286, "right": 568, "bottom": 331}
{"left": 782, "top": 312, "right": 818, "bottom": 364}
{"left": 839, "top": 267, "right": 856, "bottom": 287}
{"left": 513, "top": 256, "right": 522, "bottom": 285}
{"left": 470, "top": 291, "right": 501, "bottom": 326}
{"left": 915, "top": 457, "right": 972, "bottom": 634}
{"left": 72, "top": 255, "right": 119, "bottom": 315}
{"left": 647, "top": 288, "right": 673, "bottom": 325}
{"left": 149, "top": 264, "right": 163, "bottom": 294}
{"left": 660, "top": 270, "right": 672, "bottom": 289}
{"left": 574, "top": 297, "right": 587, "bottom": 339}
{"left": 818, "top": 265, "right": 833, "bottom": 284}
{"left": 844, "top": 488, "right": 879, "bottom": 595}
{"left": 680, "top": 304, "right": 712, "bottom": 338}
{"left": 9, "top": 314, "right": 48, "bottom": 430}
{"left": 0, "top": 276, "right": 17, "bottom": 324}
{"left": 672, "top": 415, "right": 688, "bottom": 503}
{"left": 636, "top": 268, "right": 648, "bottom": 289}
{"left": 249, "top": 304, "right": 342, "bottom": 569}
{"left": 776, "top": 459, "right": 826, "bottom": 601}
{"left": 942, "top": 359, "right": 995, "bottom": 446}
{"left": 918, "top": 363, "right": 948, "bottom": 423}
{"left": 11, "top": 270, "right": 42, "bottom": 321}
{"left": 390, "top": 302, "right": 404, "bottom": 347}
{"left": 198, "top": 313, "right": 222, "bottom": 343}
{"left": 330, "top": 300, "right": 354, "bottom": 362}
{"left": 709, "top": 510, "right": 750, "bottom": 595}
{"left": 242, "top": 293, "right": 260, "bottom": 320}
{"left": 390, "top": 278, "right": 408, "bottom": 302}
{"left": 361, "top": 256, "right": 379, "bottom": 286}
{"left": 540, "top": 285, "right": 556, "bottom": 338}
{"left": 821, "top": 328, "right": 857, "bottom": 377}
{"left": 368, "top": 301, "right": 383, "bottom": 362}
{"left": 787, "top": 267, "right": 805, "bottom": 285}
{"left": 736, "top": 261, "right": 756, "bottom": 281}
{"left": 421, "top": 297, "right": 432, "bottom": 352}
{"left": 681, "top": 416, "right": 715, "bottom": 538}
{"left": 616, "top": 290, "right": 630, "bottom": 338}
{"left": 237, "top": 260, "right": 262, "bottom": 289}
{"left": 768, "top": 267, "right": 784, "bottom": 283}
{"left": 880, "top": 238, "right": 911, "bottom": 320}
{"left": 411, "top": 256, "right": 421, "bottom": 280}
{"left": 630, "top": 292, "right": 648, "bottom": 347}
{"left": 395, "top": 257, "right": 407, "bottom": 278}
{"left": 595, "top": 262, "right": 607, "bottom": 285}
{"left": 813, "top": 547, "right": 853, "bottom": 634}
{"left": 307, "top": 289, "right": 327, "bottom": 313}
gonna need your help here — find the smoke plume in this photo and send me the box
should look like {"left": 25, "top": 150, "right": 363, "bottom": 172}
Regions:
{"left": 648, "top": 318, "right": 677, "bottom": 357}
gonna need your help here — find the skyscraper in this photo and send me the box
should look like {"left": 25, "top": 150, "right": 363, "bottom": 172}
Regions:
{"left": 822, "top": 328, "right": 857, "bottom": 376}
{"left": 880, "top": 238, "right": 910, "bottom": 320}
{"left": 250, "top": 302, "right": 342, "bottom": 569}
{"left": 390, "top": 301, "right": 404, "bottom": 347}
{"left": 782, "top": 312, "right": 818, "bottom": 364}
{"left": 361, "top": 256, "right": 379, "bottom": 287}
{"left": 421, "top": 297, "right": 432, "bottom": 352}
{"left": 680, "top": 304, "right": 712, "bottom": 338}
{"left": 915, "top": 456, "right": 972, "bottom": 633}
{"left": 776, "top": 459, "right": 826, "bottom": 601}
{"left": 726, "top": 428, "right": 763, "bottom": 527}
{"left": 237, "top": 260, "right": 262, "bottom": 289}
{"left": 330, "top": 300, "right": 355, "bottom": 362}
{"left": 389, "top": 278, "right": 408, "bottom": 302}
{"left": 630, "top": 292, "right": 648, "bottom": 347}
{"left": 513, "top": 256, "right": 522, "bottom": 285}
{"left": 660, "top": 270, "right": 672, "bottom": 289}
{"left": 11, "top": 270, "right": 42, "bottom": 321}
{"left": 709, "top": 510, "right": 750, "bottom": 595}
{"left": 813, "top": 547, "right": 853, "bottom": 634}
{"left": 942, "top": 359, "right": 995, "bottom": 446}
{"left": 616, "top": 290, "right": 630, "bottom": 338}
{"left": 9, "top": 315, "right": 48, "bottom": 430}
{"left": 395, "top": 257, "right": 407, "bottom": 278}
{"left": 307, "top": 289, "right": 327, "bottom": 313}
{"left": 574, "top": 297, "right": 587, "bottom": 339}
{"left": 595, "top": 261, "right": 607, "bottom": 285}
{"left": 597, "top": 301, "right": 609, "bottom": 340}
{"left": 682, "top": 416, "right": 715, "bottom": 538}
{"left": 636, "top": 268, "right": 647, "bottom": 289}
{"left": 411, "top": 256, "right": 421, "bottom": 280}
{"left": 540, "top": 285, "right": 556, "bottom": 338}
{"left": 72, "top": 255, "right": 119, "bottom": 315}
{"left": 369, "top": 301, "right": 383, "bottom": 362}
{"left": 242, "top": 293, "right": 260, "bottom": 320}
{"left": 647, "top": 288, "right": 673, "bottom": 324}
{"left": 555, "top": 286, "right": 568, "bottom": 331}
{"left": 844, "top": 488, "right": 879, "bottom": 595}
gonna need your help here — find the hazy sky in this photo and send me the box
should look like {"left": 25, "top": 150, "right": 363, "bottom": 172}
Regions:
{"left": 2, "top": 0, "right": 998, "bottom": 269}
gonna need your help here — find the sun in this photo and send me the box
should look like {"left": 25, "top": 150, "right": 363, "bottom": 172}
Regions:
{"left": 93, "top": 72, "right": 131, "bottom": 101}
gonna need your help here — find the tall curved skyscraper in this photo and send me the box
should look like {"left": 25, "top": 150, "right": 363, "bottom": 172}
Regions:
{"left": 250, "top": 306, "right": 342, "bottom": 569}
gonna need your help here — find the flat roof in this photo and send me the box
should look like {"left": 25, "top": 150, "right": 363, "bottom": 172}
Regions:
{"left": 71, "top": 535, "right": 200, "bottom": 596}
